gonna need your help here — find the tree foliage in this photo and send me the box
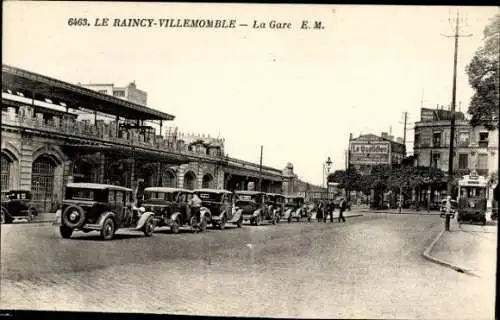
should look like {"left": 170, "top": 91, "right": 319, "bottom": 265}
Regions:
{"left": 466, "top": 13, "right": 500, "bottom": 130}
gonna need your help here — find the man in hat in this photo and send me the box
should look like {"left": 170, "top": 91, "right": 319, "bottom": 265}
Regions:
{"left": 338, "top": 197, "right": 347, "bottom": 223}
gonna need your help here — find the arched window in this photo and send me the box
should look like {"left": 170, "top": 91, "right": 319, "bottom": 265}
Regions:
{"left": 162, "top": 169, "right": 177, "bottom": 188}
{"left": 1, "top": 154, "right": 12, "bottom": 191}
{"left": 31, "top": 155, "right": 56, "bottom": 211}
{"left": 184, "top": 171, "right": 196, "bottom": 190}
{"left": 202, "top": 174, "right": 213, "bottom": 189}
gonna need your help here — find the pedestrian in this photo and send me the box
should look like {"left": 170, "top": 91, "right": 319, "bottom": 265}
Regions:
{"left": 338, "top": 197, "right": 347, "bottom": 223}
{"left": 317, "top": 201, "right": 324, "bottom": 222}
{"left": 323, "top": 200, "right": 330, "bottom": 223}
{"left": 188, "top": 193, "right": 202, "bottom": 224}
{"left": 329, "top": 200, "right": 335, "bottom": 223}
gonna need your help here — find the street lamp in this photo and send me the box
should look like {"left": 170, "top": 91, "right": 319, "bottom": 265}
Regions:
{"left": 323, "top": 157, "right": 333, "bottom": 189}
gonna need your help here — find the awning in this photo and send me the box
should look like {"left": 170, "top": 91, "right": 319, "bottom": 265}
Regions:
{"left": 2, "top": 64, "right": 175, "bottom": 121}
{"left": 224, "top": 167, "right": 283, "bottom": 182}
{"left": 62, "top": 143, "right": 191, "bottom": 164}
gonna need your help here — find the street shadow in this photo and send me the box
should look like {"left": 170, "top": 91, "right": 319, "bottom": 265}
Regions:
{"left": 71, "top": 233, "right": 145, "bottom": 241}
{"left": 153, "top": 226, "right": 210, "bottom": 235}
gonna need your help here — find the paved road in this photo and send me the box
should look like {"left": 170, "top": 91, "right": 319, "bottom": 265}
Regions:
{"left": 0, "top": 214, "right": 495, "bottom": 319}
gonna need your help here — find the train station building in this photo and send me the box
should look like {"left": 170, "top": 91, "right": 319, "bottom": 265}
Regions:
{"left": 1, "top": 65, "right": 303, "bottom": 212}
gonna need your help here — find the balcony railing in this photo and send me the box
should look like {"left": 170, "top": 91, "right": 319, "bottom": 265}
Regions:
{"left": 1, "top": 112, "right": 225, "bottom": 161}
{"left": 478, "top": 141, "right": 489, "bottom": 148}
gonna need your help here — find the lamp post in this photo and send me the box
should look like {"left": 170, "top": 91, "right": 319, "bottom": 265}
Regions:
{"left": 324, "top": 157, "right": 333, "bottom": 196}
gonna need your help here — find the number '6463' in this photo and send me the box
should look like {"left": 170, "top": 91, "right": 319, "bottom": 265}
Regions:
{"left": 68, "top": 18, "right": 89, "bottom": 26}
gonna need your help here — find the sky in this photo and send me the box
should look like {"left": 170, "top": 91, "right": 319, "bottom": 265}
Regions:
{"left": 3, "top": 3, "right": 499, "bottom": 186}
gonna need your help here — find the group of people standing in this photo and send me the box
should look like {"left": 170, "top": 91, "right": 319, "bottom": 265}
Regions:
{"left": 315, "top": 198, "right": 347, "bottom": 223}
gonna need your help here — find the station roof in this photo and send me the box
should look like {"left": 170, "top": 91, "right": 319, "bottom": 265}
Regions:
{"left": 2, "top": 64, "right": 175, "bottom": 121}
{"left": 194, "top": 188, "right": 232, "bottom": 194}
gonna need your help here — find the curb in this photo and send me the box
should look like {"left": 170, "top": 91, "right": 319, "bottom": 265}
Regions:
{"left": 358, "top": 211, "right": 442, "bottom": 216}
{"left": 422, "top": 227, "right": 480, "bottom": 277}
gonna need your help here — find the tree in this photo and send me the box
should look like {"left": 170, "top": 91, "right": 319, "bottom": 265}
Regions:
{"left": 465, "top": 13, "right": 500, "bottom": 130}
{"left": 327, "top": 168, "right": 362, "bottom": 199}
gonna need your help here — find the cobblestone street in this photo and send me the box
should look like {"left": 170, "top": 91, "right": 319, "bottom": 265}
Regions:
{"left": 1, "top": 214, "right": 496, "bottom": 319}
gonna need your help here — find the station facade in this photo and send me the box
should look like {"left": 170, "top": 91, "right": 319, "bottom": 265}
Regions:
{"left": 1, "top": 65, "right": 299, "bottom": 212}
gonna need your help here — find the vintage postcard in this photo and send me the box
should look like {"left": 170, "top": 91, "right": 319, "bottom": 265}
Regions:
{"left": 1, "top": 2, "right": 499, "bottom": 319}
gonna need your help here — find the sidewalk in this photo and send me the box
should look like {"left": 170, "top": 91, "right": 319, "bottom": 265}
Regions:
{"left": 8, "top": 212, "right": 57, "bottom": 224}
{"left": 351, "top": 207, "right": 442, "bottom": 215}
{"left": 427, "top": 219, "right": 497, "bottom": 277}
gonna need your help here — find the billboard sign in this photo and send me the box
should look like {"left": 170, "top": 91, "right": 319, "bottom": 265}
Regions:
{"left": 349, "top": 141, "right": 390, "bottom": 165}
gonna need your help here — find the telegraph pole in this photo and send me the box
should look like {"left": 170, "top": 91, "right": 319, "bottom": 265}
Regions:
{"left": 403, "top": 112, "right": 408, "bottom": 157}
{"left": 258, "top": 145, "right": 263, "bottom": 192}
{"left": 442, "top": 9, "right": 472, "bottom": 231}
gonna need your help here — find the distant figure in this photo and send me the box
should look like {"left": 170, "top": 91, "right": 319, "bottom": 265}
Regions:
{"left": 338, "top": 197, "right": 347, "bottom": 223}
{"left": 445, "top": 195, "right": 452, "bottom": 215}
{"left": 317, "top": 202, "right": 324, "bottom": 222}
{"left": 188, "top": 193, "right": 202, "bottom": 223}
{"left": 323, "top": 201, "right": 330, "bottom": 223}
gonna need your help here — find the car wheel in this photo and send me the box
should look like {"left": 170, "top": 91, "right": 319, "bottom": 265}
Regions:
{"left": 100, "top": 217, "right": 115, "bottom": 241}
{"left": 59, "top": 226, "right": 73, "bottom": 239}
{"left": 62, "top": 205, "right": 86, "bottom": 229}
{"left": 255, "top": 214, "right": 261, "bottom": 226}
{"left": 236, "top": 218, "right": 243, "bottom": 228}
{"left": 190, "top": 216, "right": 199, "bottom": 232}
{"left": 271, "top": 214, "right": 277, "bottom": 225}
{"left": 142, "top": 216, "right": 154, "bottom": 237}
{"left": 199, "top": 216, "right": 207, "bottom": 232}
{"left": 219, "top": 215, "right": 226, "bottom": 230}
{"left": 482, "top": 218, "right": 486, "bottom": 226}
{"left": 171, "top": 219, "right": 180, "bottom": 234}
{"left": 288, "top": 216, "right": 292, "bottom": 223}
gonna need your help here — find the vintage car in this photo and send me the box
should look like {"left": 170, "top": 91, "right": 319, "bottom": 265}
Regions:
{"left": 140, "top": 187, "right": 209, "bottom": 233}
{"left": 288, "top": 196, "right": 312, "bottom": 222}
{"left": 235, "top": 191, "right": 278, "bottom": 225}
{"left": 56, "top": 183, "right": 156, "bottom": 240}
{"left": 1, "top": 190, "right": 38, "bottom": 224}
{"left": 266, "top": 193, "right": 285, "bottom": 223}
{"left": 193, "top": 188, "right": 242, "bottom": 229}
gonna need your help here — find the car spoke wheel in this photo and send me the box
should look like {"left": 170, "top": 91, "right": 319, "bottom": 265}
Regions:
{"left": 59, "top": 226, "right": 73, "bottom": 239}
{"left": 143, "top": 216, "right": 154, "bottom": 237}
{"left": 100, "top": 217, "right": 115, "bottom": 241}
{"left": 255, "top": 214, "right": 261, "bottom": 226}
{"left": 219, "top": 215, "right": 226, "bottom": 230}
{"left": 199, "top": 217, "right": 207, "bottom": 232}
{"left": 171, "top": 219, "right": 180, "bottom": 234}
{"left": 190, "top": 216, "right": 199, "bottom": 232}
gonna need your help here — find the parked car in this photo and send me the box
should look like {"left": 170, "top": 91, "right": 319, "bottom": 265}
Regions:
{"left": 1, "top": 190, "right": 38, "bottom": 224}
{"left": 194, "top": 188, "right": 242, "bottom": 229}
{"left": 266, "top": 193, "right": 286, "bottom": 223}
{"left": 235, "top": 191, "right": 278, "bottom": 225}
{"left": 140, "top": 187, "right": 209, "bottom": 233}
{"left": 281, "top": 196, "right": 307, "bottom": 223}
{"left": 56, "top": 183, "right": 155, "bottom": 240}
